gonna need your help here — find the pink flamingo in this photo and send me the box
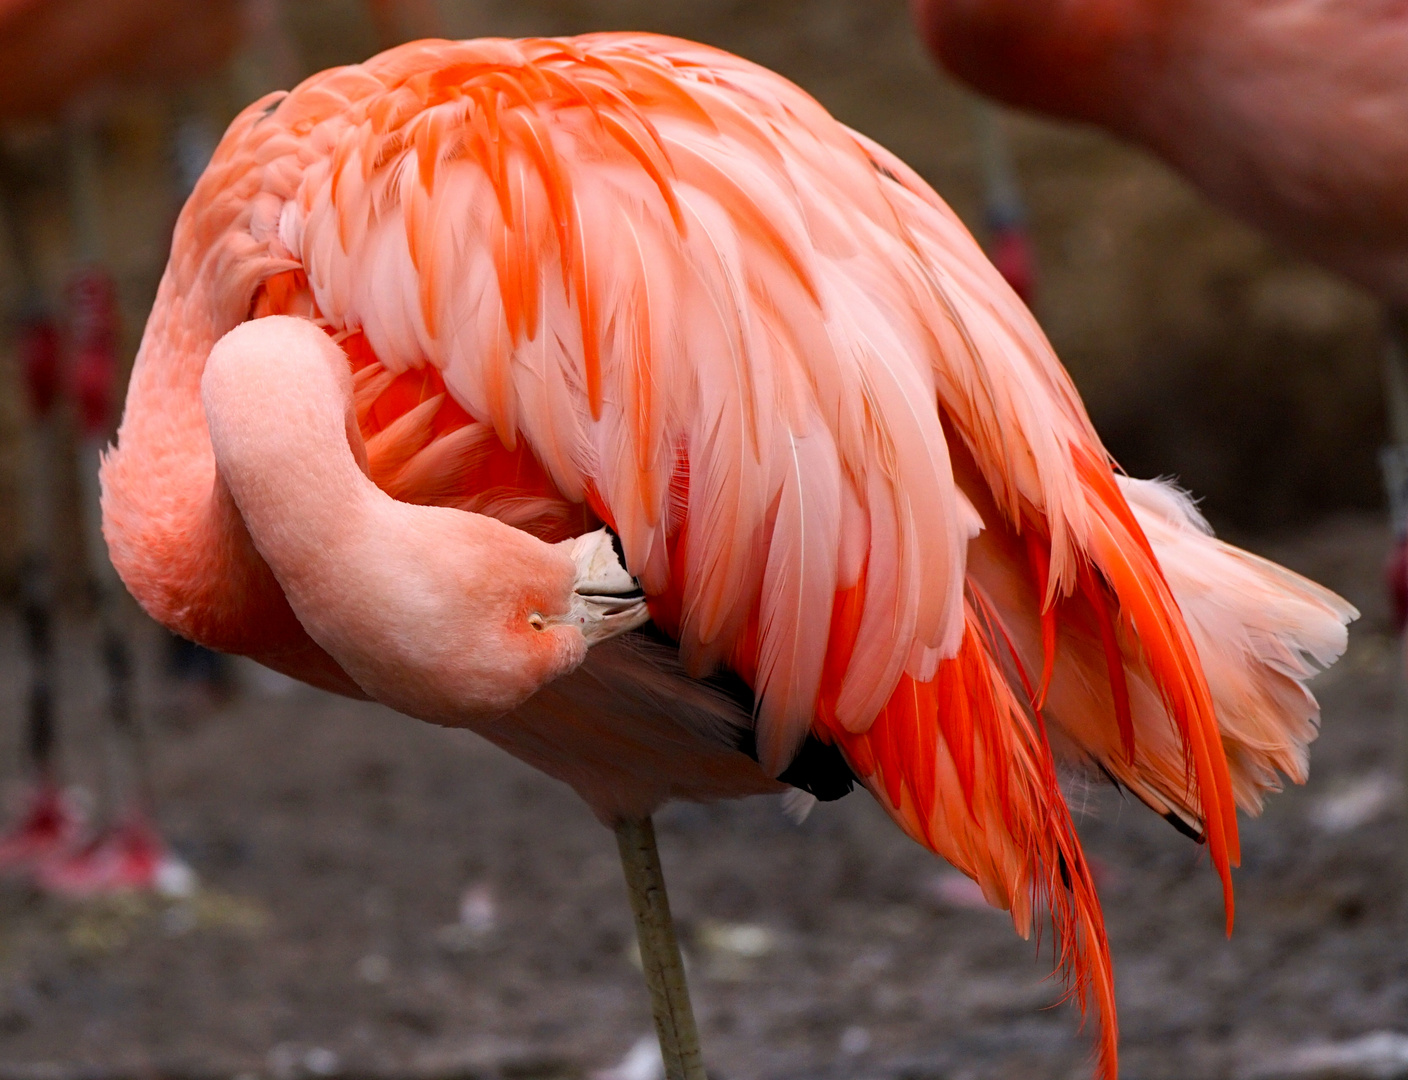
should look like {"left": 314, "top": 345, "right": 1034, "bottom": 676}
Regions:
{"left": 0, "top": 0, "right": 242, "bottom": 120}
{"left": 910, "top": 0, "right": 1408, "bottom": 307}
{"left": 0, "top": 0, "right": 243, "bottom": 892}
{"left": 101, "top": 35, "right": 1355, "bottom": 1078}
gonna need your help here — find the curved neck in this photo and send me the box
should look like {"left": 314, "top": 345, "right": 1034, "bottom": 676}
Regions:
{"left": 101, "top": 276, "right": 363, "bottom": 695}
{"left": 200, "top": 316, "right": 381, "bottom": 620}
{"left": 200, "top": 315, "right": 592, "bottom": 725}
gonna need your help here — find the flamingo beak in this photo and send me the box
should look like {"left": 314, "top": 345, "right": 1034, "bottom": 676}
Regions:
{"left": 557, "top": 527, "right": 651, "bottom": 645}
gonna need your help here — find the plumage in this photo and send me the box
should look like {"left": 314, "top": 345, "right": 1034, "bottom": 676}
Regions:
{"left": 100, "top": 34, "right": 1355, "bottom": 1079}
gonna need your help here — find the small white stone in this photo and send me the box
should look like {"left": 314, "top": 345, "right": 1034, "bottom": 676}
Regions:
{"left": 356, "top": 954, "right": 390, "bottom": 984}
{"left": 304, "top": 1046, "right": 341, "bottom": 1076}
{"left": 1310, "top": 773, "right": 1400, "bottom": 834}
{"left": 1241, "top": 1030, "right": 1408, "bottom": 1079}
{"left": 592, "top": 1035, "right": 664, "bottom": 1080}
{"left": 840, "top": 1026, "right": 871, "bottom": 1056}
{"left": 458, "top": 882, "right": 497, "bottom": 934}
{"left": 155, "top": 857, "right": 198, "bottom": 900}
{"left": 698, "top": 920, "right": 777, "bottom": 958}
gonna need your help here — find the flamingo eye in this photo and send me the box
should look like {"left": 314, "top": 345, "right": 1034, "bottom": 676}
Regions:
{"left": 528, "top": 612, "right": 546, "bottom": 632}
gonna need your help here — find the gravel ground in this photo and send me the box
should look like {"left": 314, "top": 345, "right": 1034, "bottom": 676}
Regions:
{"left": 0, "top": 514, "right": 1402, "bottom": 1080}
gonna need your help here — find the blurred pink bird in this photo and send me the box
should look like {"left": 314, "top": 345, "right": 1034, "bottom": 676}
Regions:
{"left": 0, "top": 0, "right": 246, "bottom": 893}
{"left": 911, "top": 0, "right": 1408, "bottom": 306}
{"left": 101, "top": 34, "right": 1355, "bottom": 1078}
{"left": 0, "top": 0, "right": 242, "bottom": 120}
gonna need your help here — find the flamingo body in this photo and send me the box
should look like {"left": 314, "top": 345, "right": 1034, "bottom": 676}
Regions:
{"left": 0, "top": 0, "right": 242, "bottom": 120}
{"left": 101, "top": 35, "right": 1355, "bottom": 1076}
{"left": 912, "top": 0, "right": 1408, "bottom": 305}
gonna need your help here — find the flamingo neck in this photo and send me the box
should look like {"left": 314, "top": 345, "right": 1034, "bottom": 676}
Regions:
{"left": 101, "top": 281, "right": 363, "bottom": 694}
{"left": 199, "top": 317, "right": 383, "bottom": 621}
{"left": 199, "top": 315, "right": 587, "bottom": 725}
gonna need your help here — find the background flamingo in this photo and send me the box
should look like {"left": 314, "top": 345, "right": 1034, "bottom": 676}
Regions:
{"left": 101, "top": 33, "right": 1355, "bottom": 1078}
{"left": 0, "top": 0, "right": 244, "bottom": 891}
{"left": 909, "top": 0, "right": 1408, "bottom": 307}
{"left": 970, "top": 100, "right": 1036, "bottom": 307}
{"left": 0, "top": 0, "right": 433, "bottom": 894}
{"left": 0, "top": 0, "right": 242, "bottom": 120}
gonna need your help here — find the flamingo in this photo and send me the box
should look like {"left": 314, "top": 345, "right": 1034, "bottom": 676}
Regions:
{"left": 100, "top": 34, "right": 1355, "bottom": 1079}
{"left": 0, "top": 0, "right": 242, "bottom": 120}
{"left": 0, "top": 0, "right": 244, "bottom": 891}
{"left": 908, "top": 0, "right": 1408, "bottom": 308}
{"left": 970, "top": 100, "right": 1036, "bottom": 307}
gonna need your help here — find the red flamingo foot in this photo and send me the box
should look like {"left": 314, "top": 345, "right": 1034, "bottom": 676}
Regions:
{"left": 35, "top": 812, "right": 191, "bottom": 899}
{"left": 0, "top": 782, "right": 82, "bottom": 875}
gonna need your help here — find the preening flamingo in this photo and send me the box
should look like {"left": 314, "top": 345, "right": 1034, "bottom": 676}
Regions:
{"left": 101, "top": 35, "right": 1356, "bottom": 1078}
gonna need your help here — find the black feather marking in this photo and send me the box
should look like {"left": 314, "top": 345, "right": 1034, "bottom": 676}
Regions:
{"left": 636, "top": 622, "right": 856, "bottom": 802}
{"left": 732, "top": 725, "right": 856, "bottom": 802}
{"left": 605, "top": 525, "right": 628, "bottom": 571}
{"left": 1164, "top": 811, "right": 1206, "bottom": 844}
{"left": 778, "top": 736, "right": 857, "bottom": 802}
{"left": 868, "top": 156, "right": 900, "bottom": 183}
{"left": 255, "top": 94, "right": 286, "bottom": 125}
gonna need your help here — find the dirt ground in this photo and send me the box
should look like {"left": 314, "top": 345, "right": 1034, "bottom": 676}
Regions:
{"left": 0, "top": 514, "right": 1403, "bottom": 1080}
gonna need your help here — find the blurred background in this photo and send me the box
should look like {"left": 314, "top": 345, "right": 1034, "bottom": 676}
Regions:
{"left": 0, "top": 3, "right": 1401, "bottom": 1080}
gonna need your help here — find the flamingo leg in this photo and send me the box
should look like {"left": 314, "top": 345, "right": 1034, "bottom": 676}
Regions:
{"left": 1385, "top": 305, "right": 1408, "bottom": 903}
{"left": 613, "top": 817, "right": 707, "bottom": 1080}
{"left": 66, "top": 117, "right": 156, "bottom": 821}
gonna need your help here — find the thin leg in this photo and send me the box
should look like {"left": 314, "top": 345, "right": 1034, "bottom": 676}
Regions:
{"left": 1388, "top": 305, "right": 1408, "bottom": 914}
{"left": 67, "top": 114, "right": 158, "bottom": 820}
{"left": 5, "top": 161, "right": 61, "bottom": 782}
{"left": 614, "top": 817, "right": 707, "bottom": 1080}
{"left": 20, "top": 550, "right": 56, "bottom": 775}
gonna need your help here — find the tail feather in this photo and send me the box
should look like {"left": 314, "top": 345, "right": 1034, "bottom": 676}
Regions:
{"left": 817, "top": 596, "right": 1118, "bottom": 1080}
{"left": 1120, "top": 477, "right": 1356, "bottom": 812}
{"left": 808, "top": 436, "right": 1354, "bottom": 1080}
{"left": 1073, "top": 446, "right": 1239, "bottom": 928}
{"left": 957, "top": 443, "right": 1354, "bottom": 877}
